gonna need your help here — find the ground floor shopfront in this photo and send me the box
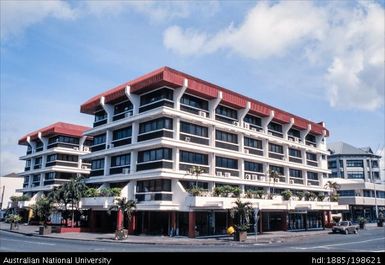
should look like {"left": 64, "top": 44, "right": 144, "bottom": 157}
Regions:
{"left": 342, "top": 205, "right": 385, "bottom": 223}
{"left": 86, "top": 209, "right": 331, "bottom": 237}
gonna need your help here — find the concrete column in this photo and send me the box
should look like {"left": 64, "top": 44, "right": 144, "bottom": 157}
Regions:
{"left": 208, "top": 153, "right": 215, "bottom": 176}
{"left": 261, "top": 110, "right": 274, "bottom": 134}
{"left": 239, "top": 134, "right": 245, "bottom": 152}
{"left": 39, "top": 173, "right": 44, "bottom": 187}
{"left": 282, "top": 118, "right": 294, "bottom": 140}
{"left": 128, "top": 213, "right": 136, "bottom": 235}
{"left": 303, "top": 170, "right": 308, "bottom": 186}
{"left": 188, "top": 211, "right": 196, "bottom": 238}
{"left": 173, "top": 148, "right": 180, "bottom": 171}
{"left": 283, "top": 145, "right": 289, "bottom": 163}
{"left": 263, "top": 139, "right": 269, "bottom": 158}
{"left": 104, "top": 156, "right": 110, "bottom": 176}
{"left": 116, "top": 209, "right": 123, "bottom": 231}
{"left": 174, "top": 79, "right": 188, "bottom": 110}
{"left": 130, "top": 151, "right": 137, "bottom": 174}
{"left": 209, "top": 91, "right": 222, "bottom": 120}
{"left": 100, "top": 96, "right": 114, "bottom": 123}
{"left": 125, "top": 86, "right": 140, "bottom": 115}
{"left": 208, "top": 125, "right": 215, "bottom": 147}
{"left": 106, "top": 130, "right": 112, "bottom": 148}
{"left": 300, "top": 124, "right": 311, "bottom": 143}
{"left": 284, "top": 167, "right": 290, "bottom": 184}
{"left": 173, "top": 117, "right": 180, "bottom": 140}
{"left": 239, "top": 158, "right": 245, "bottom": 180}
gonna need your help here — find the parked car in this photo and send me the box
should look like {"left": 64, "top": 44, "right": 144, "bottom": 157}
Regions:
{"left": 332, "top": 221, "right": 359, "bottom": 234}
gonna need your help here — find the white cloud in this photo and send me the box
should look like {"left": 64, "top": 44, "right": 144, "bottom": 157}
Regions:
{"left": 163, "top": 1, "right": 384, "bottom": 111}
{"left": 0, "top": 151, "right": 24, "bottom": 176}
{"left": 0, "top": 0, "right": 76, "bottom": 41}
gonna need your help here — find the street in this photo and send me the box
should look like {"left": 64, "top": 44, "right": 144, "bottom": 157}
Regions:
{"left": 0, "top": 227, "right": 384, "bottom": 252}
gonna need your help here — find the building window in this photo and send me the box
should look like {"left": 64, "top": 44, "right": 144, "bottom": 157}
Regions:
{"left": 289, "top": 169, "right": 302, "bottom": 178}
{"left": 91, "top": 159, "right": 104, "bottom": 170}
{"left": 338, "top": 190, "right": 355, "bottom": 196}
{"left": 216, "top": 130, "right": 238, "bottom": 144}
{"left": 306, "top": 134, "right": 316, "bottom": 143}
{"left": 138, "top": 148, "right": 172, "bottom": 163}
{"left": 180, "top": 94, "right": 208, "bottom": 110}
{"left": 363, "top": 190, "right": 372, "bottom": 197}
{"left": 289, "top": 148, "right": 301, "bottom": 158}
{"left": 307, "top": 172, "right": 318, "bottom": 180}
{"left": 113, "top": 127, "right": 132, "bottom": 140}
{"left": 48, "top": 135, "right": 79, "bottom": 145}
{"left": 371, "top": 160, "right": 379, "bottom": 168}
{"left": 180, "top": 151, "right": 208, "bottom": 165}
{"left": 269, "top": 143, "right": 283, "bottom": 154}
{"left": 376, "top": 191, "right": 385, "bottom": 198}
{"left": 346, "top": 160, "right": 363, "bottom": 167}
{"left": 328, "top": 161, "right": 337, "bottom": 169}
{"left": 45, "top": 172, "right": 56, "bottom": 180}
{"left": 111, "top": 154, "right": 130, "bottom": 167}
{"left": 180, "top": 181, "right": 208, "bottom": 190}
{"left": 25, "top": 160, "right": 31, "bottom": 167}
{"left": 306, "top": 152, "right": 317, "bottom": 161}
{"left": 180, "top": 122, "right": 208, "bottom": 137}
{"left": 288, "top": 128, "right": 301, "bottom": 138}
{"left": 34, "top": 157, "right": 42, "bottom": 165}
{"left": 94, "top": 110, "right": 107, "bottom": 122}
{"left": 270, "top": 165, "right": 284, "bottom": 175}
{"left": 215, "top": 105, "right": 237, "bottom": 120}
{"left": 140, "top": 88, "right": 173, "bottom": 106}
{"left": 139, "top": 118, "right": 173, "bottom": 134}
{"left": 93, "top": 134, "right": 106, "bottom": 145}
{"left": 268, "top": 122, "right": 282, "bottom": 133}
{"left": 347, "top": 172, "right": 364, "bottom": 179}
{"left": 244, "top": 114, "right": 262, "bottom": 127}
{"left": 216, "top": 157, "right": 238, "bottom": 169}
{"left": 136, "top": 179, "right": 171, "bottom": 192}
{"left": 244, "top": 161, "right": 263, "bottom": 172}
{"left": 244, "top": 137, "right": 262, "bottom": 149}
{"left": 114, "top": 100, "right": 133, "bottom": 115}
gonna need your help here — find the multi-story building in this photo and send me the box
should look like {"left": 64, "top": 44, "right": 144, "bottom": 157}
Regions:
{"left": 80, "top": 66, "right": 347, "bottom": 237}
{"left": 327, "top": 142, "right": 385, "bottom": 222}
{"left": 17, "top": 122, "right": 92, "bottom": 208}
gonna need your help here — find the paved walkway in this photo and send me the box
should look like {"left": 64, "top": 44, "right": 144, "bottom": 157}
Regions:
{"left": 0, "top": 222, "right": 379, "bottom": 245}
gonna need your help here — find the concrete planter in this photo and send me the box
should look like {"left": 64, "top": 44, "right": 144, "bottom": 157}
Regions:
{"left": 39, "top": 226, "right": 52, "bottom": 235}
{"left": 115, "top": 229, "right": 128, "bottom": 240}
{"left": 234, "top": 231, "right": 247, "bottom": 242}
{"left": 10, "top": 223, "right": 19, "bottom": 230}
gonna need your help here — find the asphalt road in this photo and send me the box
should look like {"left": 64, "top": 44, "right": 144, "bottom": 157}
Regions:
{"left": 0, "top": 228, "right": 384, "bottom": 252}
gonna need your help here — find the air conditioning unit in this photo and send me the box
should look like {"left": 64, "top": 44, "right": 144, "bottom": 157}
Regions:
{"left": 123, "top": 168, "right": 130, "bottom": 174}
{"left": 290, "top": 180, "right": 294, "bottom": 184}
{"left": 294, "top": 138, "right": 299, "bottom": 143}
{"left": 81, "top": 165, "right": 88, "bottom": 170}
{"left": 244, "top": 123, "right": 250, "bottom": 129}
{"left": 268, "top": 132, "right": 273, "bottom": 135}
{"left": 184, "top": 137, "right": 191, "bottom": 142}
{"left": 251, "top": 128, "right": 257, "bottom": 132}
{"left": 252, "top": 174, "right": 258, "bottom": 180}
{"left": 199, "top": 111, "right": 207, "bottom": 118}
{"left": 224, "top": 172, "right": 231, "bottom": 178}
{"left": 245, "top": 174, "right": 251, "bottom": 180}
{"left": 289, "top": 138, "right": 293, "bottom": 142}
{"left": 216, "top": 171, "right": 222, "bottom": 177}
{"left": 244, "top": 149, "right": 249, "bottom": 154}
{"left": 83, "top": 147, "right": 90, "bottom": 152}
{"left": 259, "top": 176, "right": 266, "bottom": 181}
{"left": 73, "top": 147, "right": 79, "bottom": 151}
{"left": 275, "top": 179, "right": 280, "bottom": 183}
{"left": 110, "top": 143, "right": 115, "bottom": 148}
{"left": 233, "top": 121, "right": 240, "bottom": 127}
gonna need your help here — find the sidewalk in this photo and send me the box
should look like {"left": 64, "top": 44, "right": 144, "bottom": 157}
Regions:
{"left": 0, "top": 222, "right": 380, "bottom": 245}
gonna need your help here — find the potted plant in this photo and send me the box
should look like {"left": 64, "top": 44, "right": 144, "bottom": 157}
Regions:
{"left": 281, "top": 190, "right": 292, "bottom": 201}
{"left": 109, "top": 197, "right": 136, "bottom": 240}
{"left": 357, "top": 217, "right": 367, "bottom": 229}
{"left": 230, "top": 199, "right": 253, "bottom": 242}
{"left": 6, "top": 214, "right": 22, "bottom": 230}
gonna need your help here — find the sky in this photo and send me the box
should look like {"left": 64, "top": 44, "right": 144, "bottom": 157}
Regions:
{"left": 1, "top": 0, "right": 384, "bottom": 178}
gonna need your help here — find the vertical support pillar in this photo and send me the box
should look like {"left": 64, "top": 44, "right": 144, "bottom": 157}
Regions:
{"left": 188, "top": 211, "right": 196, "bottom": 238}
{"left": 116, "top": 209, "right": 123, "bottom": 231}
{"left": 128, "top": 213, "right": 136, "bottom": 234}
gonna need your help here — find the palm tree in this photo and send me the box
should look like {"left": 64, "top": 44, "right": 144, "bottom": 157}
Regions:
{"left": 109, "top": 197, "right": 136, "bottom": 233}
{"left": 33, "top": 197, "right": 54, "bottom": 227}
{"left": 54, "top": 176, "right": 86, "bottom": 227}
{"left": 268, "top": 170, "right": 280, "bottom": 199}
{"left": 230, "top": 199, "right": 253, "bottom": 231}
{"left": 324, "top": 180, "right": 341, "bottom": 201}
{"left": 187, "top": 166, "right": 206, "bottom": 188}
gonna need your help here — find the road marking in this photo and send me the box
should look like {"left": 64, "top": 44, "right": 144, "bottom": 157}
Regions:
{"left": 5, "top": 239, "right": 56, "bottom": 246}
{"left": 292, "top": 237, "right": 385, "bottom": 250}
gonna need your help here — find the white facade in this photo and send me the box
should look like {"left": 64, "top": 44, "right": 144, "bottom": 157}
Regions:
{"left": 0, "top": 173, "right": 24, "bottom": 209}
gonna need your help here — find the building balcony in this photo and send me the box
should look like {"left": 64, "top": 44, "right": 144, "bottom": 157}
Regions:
{"left": 79, "top": 197, "right": 117, "bottom": 209}
{"left": 338, "top": 196, "right": 385, "bottom": 206}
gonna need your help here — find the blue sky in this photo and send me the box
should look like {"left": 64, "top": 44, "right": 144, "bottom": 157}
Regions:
{"left": 1, "top": 0, "right": 384, "bottom": 176}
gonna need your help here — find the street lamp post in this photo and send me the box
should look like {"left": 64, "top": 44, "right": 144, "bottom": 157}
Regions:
{"left": 369, "top": 157, "right": 379, "bottom": 220}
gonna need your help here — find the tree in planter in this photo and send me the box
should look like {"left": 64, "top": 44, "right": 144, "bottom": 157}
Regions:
{"left": 268, "top": 170, "right": 280, "bottom": 199}
{"left": 281, "top": 190, "right": 292, "bottom": 201}
{"left": 32, "top": 197, "right": 55, "bottom": 235}
{"left": 317, "top": 192, "right": 326, "bottom": 202}
{"left": 357, "top": 216, "right": 367, "bottom": 229}
{"left": 108, "top": 197, "right": 136, "bottom": 240}
{"left": 187, "top": 166, "right": 206, "bottom": 188}
{"left": 296, "top": 191, "right": 305, "bottom": 201}
{"left": 6, "top": 214, "right": 22, "bottom": 230}
{"left": 230, "top": 199, "right": 253, "bottom": 242}
{"left": 255, "top": 190, "right": 266, "bottom": 199}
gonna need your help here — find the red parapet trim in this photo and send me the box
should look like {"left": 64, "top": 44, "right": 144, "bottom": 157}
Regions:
{"left": 18, "top": 122, "right": 91, "bottom": 145}
{"left": 79, "top": 66, "right": 329, "bottom": 136}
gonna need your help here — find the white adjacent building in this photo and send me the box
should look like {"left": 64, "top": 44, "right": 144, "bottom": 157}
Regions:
{"left": 17, "top": 122, "right": 92, "bottom": 209}
{"left": 0, "top": 173, "right": 23, "bottom": 210}
{"left": 328, "top": 142, "right": 385, "bottom": 222}
{"left": 79, "top": 66, "right": 347, "bottom": 237}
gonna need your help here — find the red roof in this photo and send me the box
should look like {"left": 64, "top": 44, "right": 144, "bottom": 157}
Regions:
{"left": 80, "top": 66, "right": 329, "bottom": 136}
{"left": 18, "top": 122, "right": 91, "bottom": 145}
